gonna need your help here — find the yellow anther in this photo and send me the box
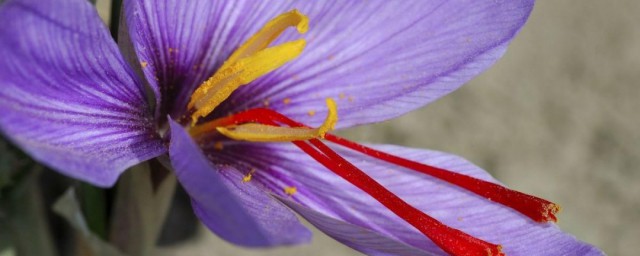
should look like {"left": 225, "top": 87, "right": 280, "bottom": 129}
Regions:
{"left": 189, "top": 40, "right": 306, "bottom": 125}
{"left": 216, "top": 98, "right": 338, "bottom": 142}
{"left": 221, "top": 10, "right": 308, "bottom": 70}
{"left": 316, "top": 98, "right": 338, "bottom": 137}
{"left": 187, "top": 10, "right": 309, "bottom": 126}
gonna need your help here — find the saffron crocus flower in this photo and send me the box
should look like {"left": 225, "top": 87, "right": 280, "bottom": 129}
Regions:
{"left": 0, "top": 0, "right": 603, "bottom": 255}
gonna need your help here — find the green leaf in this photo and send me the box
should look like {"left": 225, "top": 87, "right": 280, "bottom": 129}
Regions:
{"left": 53, "top": 189, "right": 125, "bottom": 256}
{"left": 109, "top": 0, "right": 122, "bottom": 39}
{"left": 0, "top": 170, "right": 56, "bottom": 256}
{"left": 108, "top": 160, "right": 177, "bottom": 256}
{"left": 0, "top": 248, "right": 15, "bottom": 256}
{"left": 78, "top": 183, "right": 108, "bottom": 240}
{"left": 0, "top": 138, "right": 31, "bottom": 194}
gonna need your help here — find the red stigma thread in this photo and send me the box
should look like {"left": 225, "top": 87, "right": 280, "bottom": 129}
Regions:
{"left": 324, "top": 135, "right": 561, "bottom": 223}
{"left": 211, "top": 107, "right": 562, "bottom": 255}
{"left": 296, "top": 138, "right": 504, "bottom": 256}
{"left": 219, "top": 108, "right": 560, "bottom": 223}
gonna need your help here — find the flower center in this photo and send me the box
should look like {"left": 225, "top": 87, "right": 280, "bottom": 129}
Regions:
{"left": 186, "top": 9, "right": 338, "bottom": 143}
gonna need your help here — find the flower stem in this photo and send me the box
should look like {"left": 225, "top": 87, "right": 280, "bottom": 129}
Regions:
{"left": 78, "top": 182, "right": 108, "bottom": 240}
{"left": 108, "top": 160, "right": 177, "bottom": 256}
{"left": 0, "top": 169, "right": 56, "bottom": 256}
{"left": 109, "top": 0, "right": 122, "bottom": 40}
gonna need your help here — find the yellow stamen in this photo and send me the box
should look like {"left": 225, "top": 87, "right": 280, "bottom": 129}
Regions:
{"left": 187, "top": 10, "right": 309, "bottom": 126}
{"left": 189, "top": 118, "right": 228, "bottom": 138}
{"left": 216, "top": 98, "right": 337, "bottom": 142}
{"left": 220, "top": 10, "right": 308, "bottom": 71}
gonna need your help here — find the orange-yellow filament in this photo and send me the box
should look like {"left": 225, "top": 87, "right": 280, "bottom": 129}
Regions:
{"left": 187, "top": 10, "right": 309, "bottom": 126}
{"left": 216, "top": 98, "right": 337, "bottom": 142}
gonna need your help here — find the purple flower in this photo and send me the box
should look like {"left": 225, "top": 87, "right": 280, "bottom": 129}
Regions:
{"left": 0, "top": 0, "right": 603, "bottom": 255}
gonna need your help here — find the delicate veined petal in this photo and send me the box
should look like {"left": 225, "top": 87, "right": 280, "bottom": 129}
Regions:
{"left": 167, "top": 119, "right": 311, "bottom": 247}
{"left": 0, "top": 0, "right": 164, "bottom": 187}
{"left": 124, "top": 1, "right": 309, "bottom": 119}
{"left": 325, "top": 134, "right": 561, "bottom": 224}
{"left": 124, "top": 1, "right": 534, "bottom": 128}
{"left": 279, "top": 196, "right": 433, "bottom": 256}
{"left": 205, "top": 142, "right": 603, "bottom": 255}
{"left": 214, "top": 1, "right": 535, "bottom": 129}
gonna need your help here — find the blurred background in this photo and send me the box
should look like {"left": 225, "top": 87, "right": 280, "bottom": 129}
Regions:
{"left": 4, "top": 0, "right": 638, "bottom": 255}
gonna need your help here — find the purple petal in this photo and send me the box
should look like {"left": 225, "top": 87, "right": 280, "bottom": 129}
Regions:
{"left": 210, "top": 142, "right": 603, "bottom": 255}
{"left": 0, "top": 0, "right": 164, "bottom": 187}
{"left": 167, "top": 119, "right": 311, "bottom": 247}
{"left": 122, "top": 0, "right": 245, "bottom": 117}
{"left": 215, "top": 1, "right": 535, "bottom": 129}
{"left": 124, "top": 1, "right": 533, "bottom": 128}
{"left": 278, "top": 197, "right": 431, "bottom": 256}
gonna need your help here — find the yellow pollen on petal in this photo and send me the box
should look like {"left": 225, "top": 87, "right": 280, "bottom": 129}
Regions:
{"left": 242, "top": 173, "right": 253, "bottom": 183}
{"left": 284, "top": 186, "right": 297, "bottom": 196}
{"left": 213, "top": 141, "right": 224, "bottom": 151}
{"left": 216, "top": 98, "right": 338, "bottom": 142}
{"left": 242, "top": 168, "right": 256, "bottom": 183}
{"left": 307, "top": 110, "right": 316, "bottom": 116}
{"left": 283, "top": 98, "right": 291, "bottom": 104}
{"left": 187, "top": 10, "right": 309, "bottom": 126}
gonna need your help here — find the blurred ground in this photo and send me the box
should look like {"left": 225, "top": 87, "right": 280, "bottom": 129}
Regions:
{"left": 95, "top": 1, "right": 639, "bottom": 255}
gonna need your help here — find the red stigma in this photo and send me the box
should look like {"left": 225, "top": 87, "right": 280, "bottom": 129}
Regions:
{"left": 210, "top": 107, "right": 562, "bottom": 255}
